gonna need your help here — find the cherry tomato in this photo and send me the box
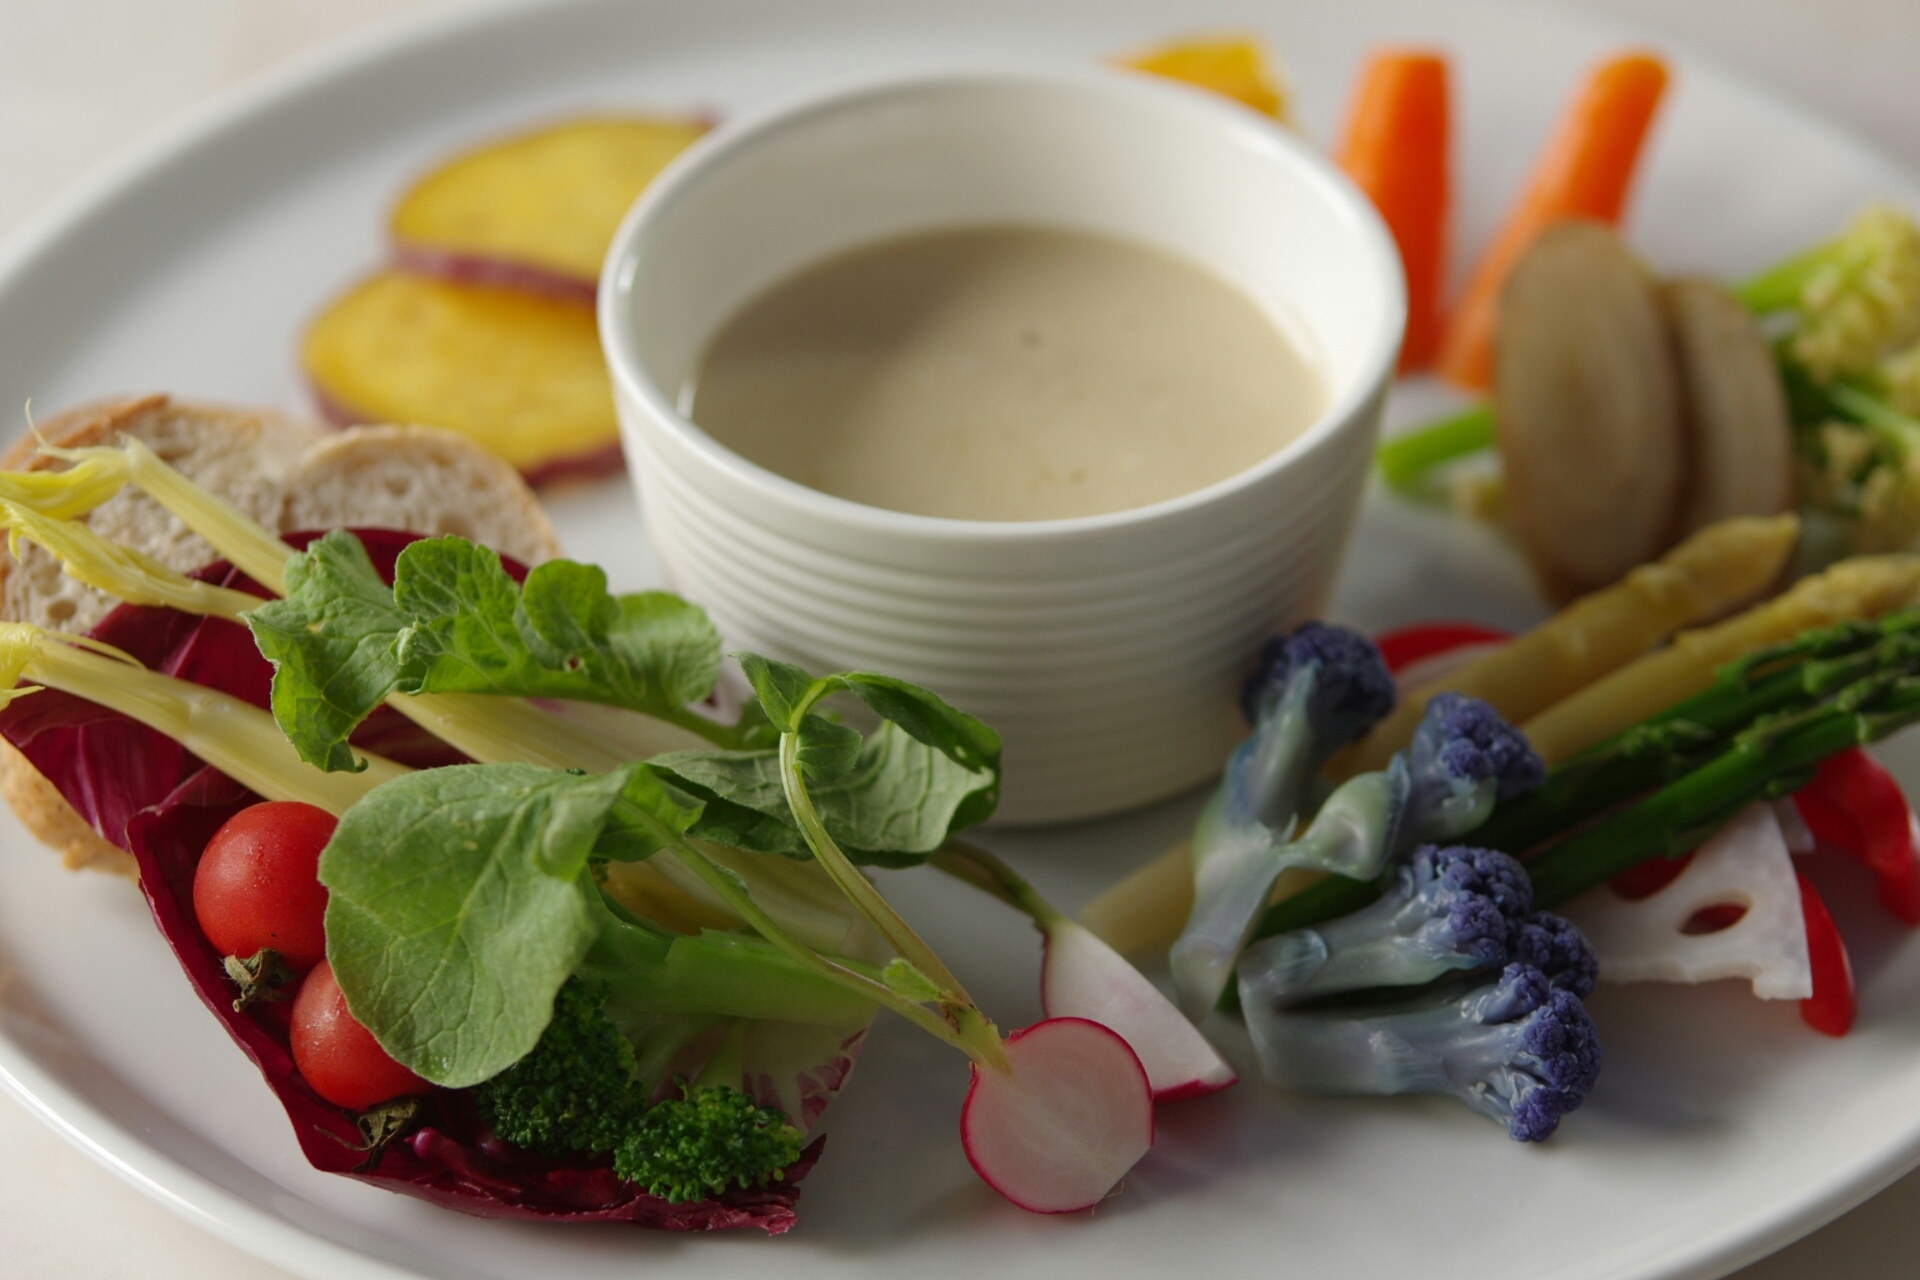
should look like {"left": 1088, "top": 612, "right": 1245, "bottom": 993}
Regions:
{"left": 192, "top": 801, "right": 336, "bottom": 971}
{"left": 290, "top": 960, "right": 429, "bottom": 1110}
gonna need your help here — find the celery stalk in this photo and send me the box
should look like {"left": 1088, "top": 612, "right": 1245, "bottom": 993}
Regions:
{"left": 0, "top": 625, "right": 406, "bottom": 813}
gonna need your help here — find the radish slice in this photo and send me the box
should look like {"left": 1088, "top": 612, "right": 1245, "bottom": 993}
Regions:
{"left": 962, "top": 1018, "right": 1154, "bottom": 1213}
{"left": 1041, "top": 917, "right": 1236, "bottom": 1101}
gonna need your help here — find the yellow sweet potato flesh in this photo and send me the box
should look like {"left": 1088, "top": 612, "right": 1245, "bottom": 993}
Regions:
{"left": 1117, "top": 36, "right": 1288, "bottom": 119}
{"left": 390, "top": 116, "right": 708, "bottom": 284}
{"left": 302, "top": 271, "right": 616, "bottom": 474}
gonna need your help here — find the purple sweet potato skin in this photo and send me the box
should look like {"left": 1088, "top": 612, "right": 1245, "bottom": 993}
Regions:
{"left": 307, "top": 387, "right": 628, "bottom": 489}
{"left": 390, "top": 243, "right": 599, "bottom": 304}
{"left": 0, "top": 529, "right": 814, "bottom": 1232}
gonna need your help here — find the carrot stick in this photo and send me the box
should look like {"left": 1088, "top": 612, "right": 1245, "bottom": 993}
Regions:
{"left": 1337, "top": 50, "right": 1451, "bottom": 372}
{"left": 1435, "top": 51, "right": 1671, "bottom": 391}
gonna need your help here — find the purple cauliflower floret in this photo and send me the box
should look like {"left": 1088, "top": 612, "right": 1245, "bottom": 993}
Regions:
{"left": 1237, "top": 845, "right": 1534, "bottom": 1006}
{"left": 1419, "top": 693, "right": 1546, "bottom": 800}
{"left": 1240, "top": 622, "right": 1396, "bottom": 739}
{"left": 1513, "top": 912, "right": 1601, "bottom": 998}
{"left": 1488, "top": 980, "right": 1605, "bottom": 1143}
{"left": 1242, "top": 960, "right": 1603, "bottom": 1143}
{"left": 1387, "top": 694, "right": 1544, "bottom": 849}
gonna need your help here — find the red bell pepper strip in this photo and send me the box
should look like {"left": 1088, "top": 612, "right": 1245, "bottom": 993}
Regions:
{"left": 1373, "top": 621, "right": 1511, "bottom": 674}
{"left": 1794, "top": 748, "right": 1920, "bottom": 925}
{"left": 1795, "top": 872, "right": 1856, "bottom": 1037}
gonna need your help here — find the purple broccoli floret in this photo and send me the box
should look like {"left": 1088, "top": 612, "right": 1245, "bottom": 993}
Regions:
{"left": 1238, "top": 845, "right": 1534, "bottom": 1005}
{"left": 1240, "top": 622, "right": 1397, "bottom": 735}
{"left": 1513, "top": 912, "right": 1600, "bottom": 998}
{"left": 1242, "top": 961, "right": 1603, "bottom": 1143}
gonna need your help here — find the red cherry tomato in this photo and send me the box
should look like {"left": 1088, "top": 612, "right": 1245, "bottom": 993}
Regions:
{"left": 290, "top": 960, "right": 429, "bottom": 1110}
{"left": 192, "top": 801, "right": 336, "bottom": 971}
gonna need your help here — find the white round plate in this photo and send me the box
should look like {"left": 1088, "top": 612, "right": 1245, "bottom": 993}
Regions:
{"left": 1, "top": 2, "right": 1917, "bottom": 1279}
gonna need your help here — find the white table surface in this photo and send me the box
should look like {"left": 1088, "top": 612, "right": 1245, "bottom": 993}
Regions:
{"left": 4, "top": 0, "right": 1920, "bottom": 1276}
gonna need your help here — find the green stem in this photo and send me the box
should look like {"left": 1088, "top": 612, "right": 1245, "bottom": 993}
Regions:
{"left": 1827, "top": 380, "right": 1920, "bottom": 454}
{"left": 5, "top": 629, "right": 407, "bottom": 813}
{"left": 776, "top": 705, "right": 1007, "bottom": 1072}
{"left": 30, "top": 438, "right": 754, "bottom": 755}
{"left": 1733, "top": 242, "right": 1841, "bottom": 314}
{"left": 1471, "top": 614, "right": 1920, "bottom": 853}
{"left": 933, "top": 839, "right": 1066, "bottom": 929}
{"left": 1375, "top": 404, "right": 1497, "bottom": 492}
{"left": 1527, "top": 674, "right": 1920, "bottom": 907}
{"left": 648, "top": 818, "right": 990, "bottom": 1064}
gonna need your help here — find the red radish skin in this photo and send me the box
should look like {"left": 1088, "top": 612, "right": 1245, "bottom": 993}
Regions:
{"left": 1040, "top": 919, "right": 1236, "bottom": 1101}
{"left": 961, "top": 1018, "right": 1153, "bottom": 1213}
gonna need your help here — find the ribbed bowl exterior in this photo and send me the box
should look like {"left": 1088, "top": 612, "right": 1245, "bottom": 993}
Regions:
{"left": 622, "top": 380, "right": 1385, "bottom": 823}
{"left": 601, "top": 68, "right": 1404, "bottom": 824}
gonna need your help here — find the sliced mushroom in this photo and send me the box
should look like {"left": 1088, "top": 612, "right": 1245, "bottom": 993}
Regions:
{"left": 1662, "top": 276, "right": 1796, "bottom": 533}
{"left": 1495, "top": 220, "right": 1685, "bottom": 602}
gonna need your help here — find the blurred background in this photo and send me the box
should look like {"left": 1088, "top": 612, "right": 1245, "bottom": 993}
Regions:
{"left": 2, "top": 1, "right": 1918, "bottom": 1277}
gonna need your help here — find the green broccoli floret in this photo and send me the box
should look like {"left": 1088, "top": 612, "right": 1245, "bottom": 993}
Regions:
{"left": 472, "top": 978, "right": 803, "bottom": 1202}
{"left": 615, "top": 1084, "right": 804, "bottom": 1204}
{"left": 473, "top": 979, "right": 641, "bottom": 1157}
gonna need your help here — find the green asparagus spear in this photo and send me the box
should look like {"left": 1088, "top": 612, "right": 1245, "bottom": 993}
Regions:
{"left": 1526, "top": 669, "right": 1920, "bottom": 906}
{"left": 1471, "top": 610, "right": 1920, "bottom": 852}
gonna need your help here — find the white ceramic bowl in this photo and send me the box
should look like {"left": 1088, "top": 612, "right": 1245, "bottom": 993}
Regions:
{"left": 600, "top": 68, "right": 1404, "bottom": 823}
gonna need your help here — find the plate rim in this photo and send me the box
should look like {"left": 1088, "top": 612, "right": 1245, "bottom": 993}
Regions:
{"left": 4, "top": 2, "right": 1920, "bottom": 1278}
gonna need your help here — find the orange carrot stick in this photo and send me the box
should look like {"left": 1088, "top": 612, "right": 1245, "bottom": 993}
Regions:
{"left": 1435, "top": 51, "right": 1671, "bottom": 391}
{"left": 1337, "top": 49, "right": 1451, "bottom": 373}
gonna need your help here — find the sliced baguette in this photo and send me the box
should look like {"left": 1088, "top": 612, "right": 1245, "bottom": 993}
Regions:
{"left": 0, "top": 394, "right": 563, "bottom": 876}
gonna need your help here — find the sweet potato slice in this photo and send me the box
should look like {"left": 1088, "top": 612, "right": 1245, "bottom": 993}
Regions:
{"left": 390, "top": 116, "right": 708, "bottom": 297}
{"left": 1116, "top": 36, "right": 1288, "bottom": 118}
{"left": 1494, "top": 219, "right": 1684, "bottom": 601}
{"left": 302, "top": 271, "right": 619, "bottom": 482}
{"left": 1662, "top": 276, "right": 1796, "bottom": 533}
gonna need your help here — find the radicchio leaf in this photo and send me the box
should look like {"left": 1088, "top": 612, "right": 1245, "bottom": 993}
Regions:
{"left": 0, "top": 529, "right": 819, "bottom": 1233}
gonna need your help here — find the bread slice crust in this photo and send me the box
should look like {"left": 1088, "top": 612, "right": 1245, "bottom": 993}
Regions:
{"left": 0, "top": 394, "right": 563, "bottom": 876}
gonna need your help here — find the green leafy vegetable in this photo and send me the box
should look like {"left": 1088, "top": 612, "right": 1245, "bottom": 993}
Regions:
{"left": 319, "top": 762, "right": 659, "bottom": 1085}
{"left": 320, "top": 760, "right": 882, "bottom": 1089}
{"left": 736, "top": 654, "right": 1002, "bottom": 838}
{"left": 248, "top": 532, "right": 743, "bottom": 772}
{"left": 246, "top": 531, "right": 412, "bottom": 773}
{"left": 654, "top": 721, "right": 998, "bottom": 865}
{"left": 394, "top": 539, "right": 721, "bottom": 715}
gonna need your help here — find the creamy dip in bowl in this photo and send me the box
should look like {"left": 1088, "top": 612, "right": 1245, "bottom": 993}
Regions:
{"left": 600, "top": 68, "right": 1403, "bottom": 823}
